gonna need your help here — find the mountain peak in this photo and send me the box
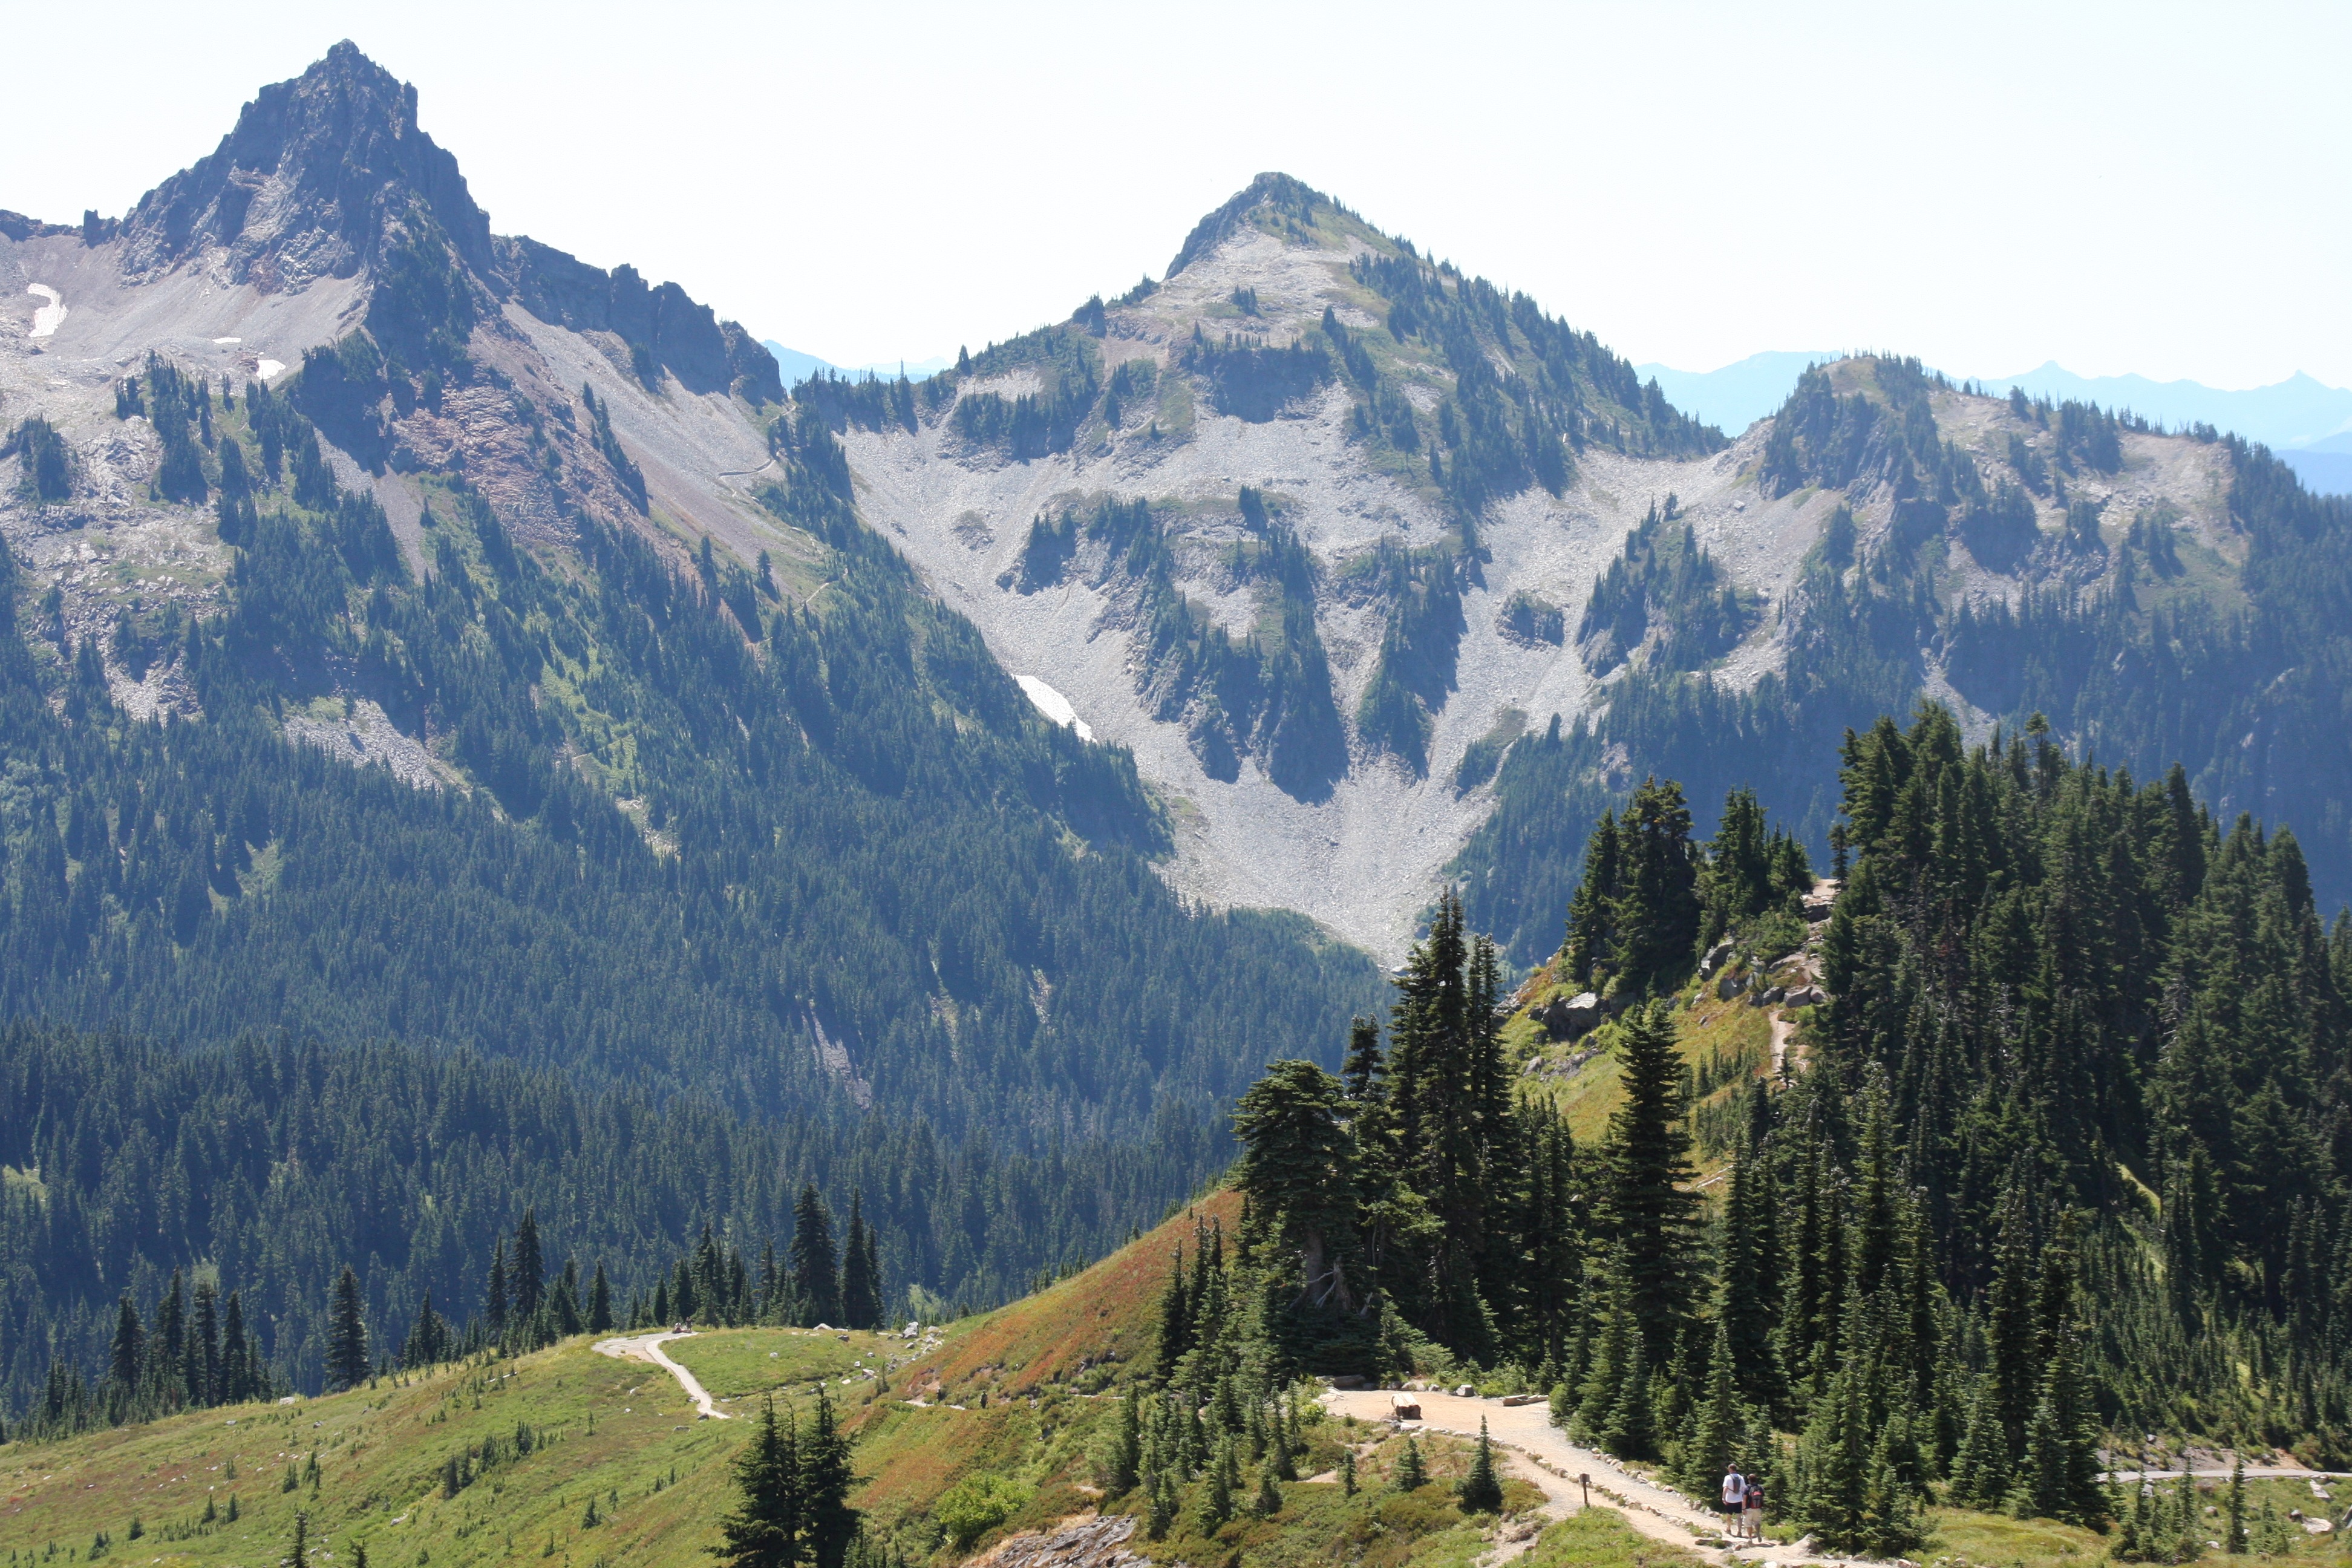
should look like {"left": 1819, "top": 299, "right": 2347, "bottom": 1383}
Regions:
{"left": 1165, "top": 171, "right": 1331, "bottom": 279}
{"left": 117, "top": 41, "right": 492, "bottom": 290}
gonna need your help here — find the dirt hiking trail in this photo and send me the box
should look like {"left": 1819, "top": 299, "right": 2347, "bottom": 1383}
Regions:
{"left": 595, "top": 1330, "right": 731, "bottom": 1420}
{"left": 1322, "top": 1388, "right": 1878, "bottom": 1567}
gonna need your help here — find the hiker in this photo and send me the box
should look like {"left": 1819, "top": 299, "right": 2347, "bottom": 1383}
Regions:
{"left": 1720, "top": 1463, "right": 1747, "bottom": 1534}
{"left": 1742, "top": 1476, "right": 1765, "bottom": 1541}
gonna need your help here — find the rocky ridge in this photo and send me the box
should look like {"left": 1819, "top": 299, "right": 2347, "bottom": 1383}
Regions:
{"left": 0, "top": 68, "right": 2299, "bottom": 968}
{"left": 828, "top": 184, "right": 2250, "bottom": 959}
{"left": 0, "top": 41, "right": 791, "bottom": 700}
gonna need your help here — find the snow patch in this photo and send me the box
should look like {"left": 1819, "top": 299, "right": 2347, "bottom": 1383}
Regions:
{"left": 1016, "top": 675, "right": 1094, "bottom": 740}
{"left": 212, "top": 336, "right": 241, "bottom": 345}
{"left": 25, "top": 285, "right": 65, "bottom": 339}
{"left": 256, "top": 358, "right": 286, "bottom": 380}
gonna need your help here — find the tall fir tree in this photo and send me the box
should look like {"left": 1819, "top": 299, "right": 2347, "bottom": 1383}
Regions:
{"left": 513, "top": 1207, "right": 545, "bottom": 1322}
{"left": 840, "top": 1194, "right": 880, "bottom": 1330}
{"left": 790, "top": 1186, "right": 843, "bottom": 1327}
{"left": 1604, "top": 1000, "right": 1699, "bottom": 1362}
{"left": 325, "top": 1266, "right": 369, "bottom": 1393}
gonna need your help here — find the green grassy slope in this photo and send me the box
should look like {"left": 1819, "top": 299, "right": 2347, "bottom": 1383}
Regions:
{"left": 13, "top": 1175, "right": 2299, "bottom": 1568}
{"left": 0, "top": 1341, "right": 743, "bottom": 1568}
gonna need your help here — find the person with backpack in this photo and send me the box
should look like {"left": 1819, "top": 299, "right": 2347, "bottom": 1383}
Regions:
{"left": 1742, "top": 1475, "right": 1766, "bottom": 1540}
{"left": 1720, "top": 1463, "right": 1747, "bottom": 1533}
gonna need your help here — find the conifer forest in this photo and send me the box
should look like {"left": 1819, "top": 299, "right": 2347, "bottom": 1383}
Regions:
{"left": 1197, "top": 707, "right": 2352, "bottom": 1555}
{"left": 7, "top": 45, "right": 2352, "bottom": 1568}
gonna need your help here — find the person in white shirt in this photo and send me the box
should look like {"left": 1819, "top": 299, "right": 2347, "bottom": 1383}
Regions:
{"left": 1720, "top": 1464, "right": 1747, "bottom": 1534}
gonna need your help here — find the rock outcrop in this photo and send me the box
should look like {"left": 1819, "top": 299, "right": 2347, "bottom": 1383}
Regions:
{"left": 118, "top": 40, "right": 494, "bottom": 290}
{"left": 102, "top": 43, "right": 777, "bottom": 406}
{"left": 965, "top": 1514, "right": 1146, "bottom": 1568}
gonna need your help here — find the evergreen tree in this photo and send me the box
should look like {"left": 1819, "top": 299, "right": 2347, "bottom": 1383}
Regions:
{"left": 1108, "top": 1393, "right": 1142, "bottom": 1495}
{"left": 1459, "top": 1419, "right": 1503, "bottom": 1514}
{"left": 187, "top": 1282, "right": 221, "bottom": 1406}
{"left": 1147, "top": 1469, "right": 1176, "bottom": 1539}
{"left": 1232, "top": 1060, "right": 1359, "bottom": 1308}
{"left": 1607, "top": 778, "right": 1701, "bottom": 996}
{"left": 1948, "top": 1375, "right": 2005, "bottom": 1509}
{"left": 2227, "top": 1456, "right": 2247, "bottom": 1553}
{"left": 840, "top": 1193, "right": 880, "bottom": 1330}
{"left": 1393, "top": 1437, "right": 1427, "bottom": 1491}
{"left": 1677, "top": 1317, "right": 1741, "bottom": 1492}
{"left": 108, "top": 1293, "right": 143, "bottom": 1390}
{"left": 1604, "top": 1001, "right": 1699, "bottom": 1362}
{"left": 325, "top": 1266, "right": 368, "bottom": 1393}
{"left": 155, "top": 1270, "right": 186, "bottom": 1400}
{"left": 1152, "top": 1243, "right": 1192, "bottom": 1385}
{"left": 1599, "top": 1327, "right": 1654, "bottom": 1460}
{"left": 1982, "top": 1192, "right": 2038, "bottom": 1465}
{"left": 588, "top": 1261, "right": 613, "bottom": 1333}
{"left": 402, "top": 1290, "right": 449, "bottom": 1368}
{"left": 714, "top": 1396, "right": 803, "bottom": 1568}
{"left": 801, "top": 1388, "right": 860, "bottom": 1568}
{"left": 791, "top": 1186, "right": 843, "bottom": 1327}
{"left": 484, "top": 1238, "right": 509, "bottom": 1339}
{"left": 221, "top": 1292, "right": 254, "bottom": 1405}
{"left": 1563, "top": 811, "right": 1622, "bottom": 990}
{"left": 514, "top": 1208, "right": 545, "bottom": 1322}
{"left": 2017, "top": 1290, "right": 2108, "bottom": 1525}
{"left": 1199, "top": 1437, "right": 1236, "bottom": 1531}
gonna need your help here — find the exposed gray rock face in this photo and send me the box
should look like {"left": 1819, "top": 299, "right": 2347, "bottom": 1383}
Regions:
{"left": 96, "top": 42, "right": 777, "bottom": 407}
{"left": 965, "top": 1514, "right": 1145, "bottom": 1568}
{"left": 0, "top": 42, "right": 791, "bottom": 745}
{"left": 118, "top": 40, "right": 493, "bottom": 290}
{"left": 1535, "top": 990, "right": 1605, "bottom": 1038}
{"left": 501, "top": 237, "right": 782, "bottom": 402}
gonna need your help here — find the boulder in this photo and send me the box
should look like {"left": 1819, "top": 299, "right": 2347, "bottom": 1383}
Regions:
{"left": 1717, "top": 972, "right": 1748, "bottom": 1001}
{"left": 1784, "top": 985, "right": 1825, "bottom": 1007}
{"left": 1454, "top": 1383, "right": 1477, "bottom": 1397}
{"left": 1699, "top": 939, "right": 1735, "bottom": 979}
{"left": 1535, "top": 991, "right": 1606, "bottom": 1039}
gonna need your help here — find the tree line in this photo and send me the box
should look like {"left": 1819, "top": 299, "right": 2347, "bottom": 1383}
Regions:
{"left": 0, "top": 347, "right": 1385, "bottom": 1417}
{"left": 1222, "top": 707, "right": 2352, "bottom": 1556}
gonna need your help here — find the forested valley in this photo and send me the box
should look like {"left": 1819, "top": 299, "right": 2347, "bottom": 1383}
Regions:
{"left": 0, "top": 350, "right": 1379, "bottom": 1421}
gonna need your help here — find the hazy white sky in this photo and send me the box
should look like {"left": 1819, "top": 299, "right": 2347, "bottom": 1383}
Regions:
{"left": 3, "top": 1, "right": 2346, "bottom": 388}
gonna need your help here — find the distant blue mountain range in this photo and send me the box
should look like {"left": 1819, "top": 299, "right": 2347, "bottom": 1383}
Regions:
{"left": 763, "top": 341, "right": 951, "bottom": 387}
{"left": 1635, "top": 351, "right": 2352, "bottom": 496}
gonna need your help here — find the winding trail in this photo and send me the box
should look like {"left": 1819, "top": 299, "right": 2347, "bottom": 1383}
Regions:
{"left": 595, "top": 1331, "right": 731, "bottom": 1419}
{"left": 1321, "top": 1389, "right": 1786, "bottom": 1562}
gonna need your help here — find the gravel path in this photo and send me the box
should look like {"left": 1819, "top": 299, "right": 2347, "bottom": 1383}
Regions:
{"left": 595, "top": 1331, "right": 731, "bottom": 1420}
{"left": 1321, "top": 1389, "right": 1778, "bottom": 1559}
